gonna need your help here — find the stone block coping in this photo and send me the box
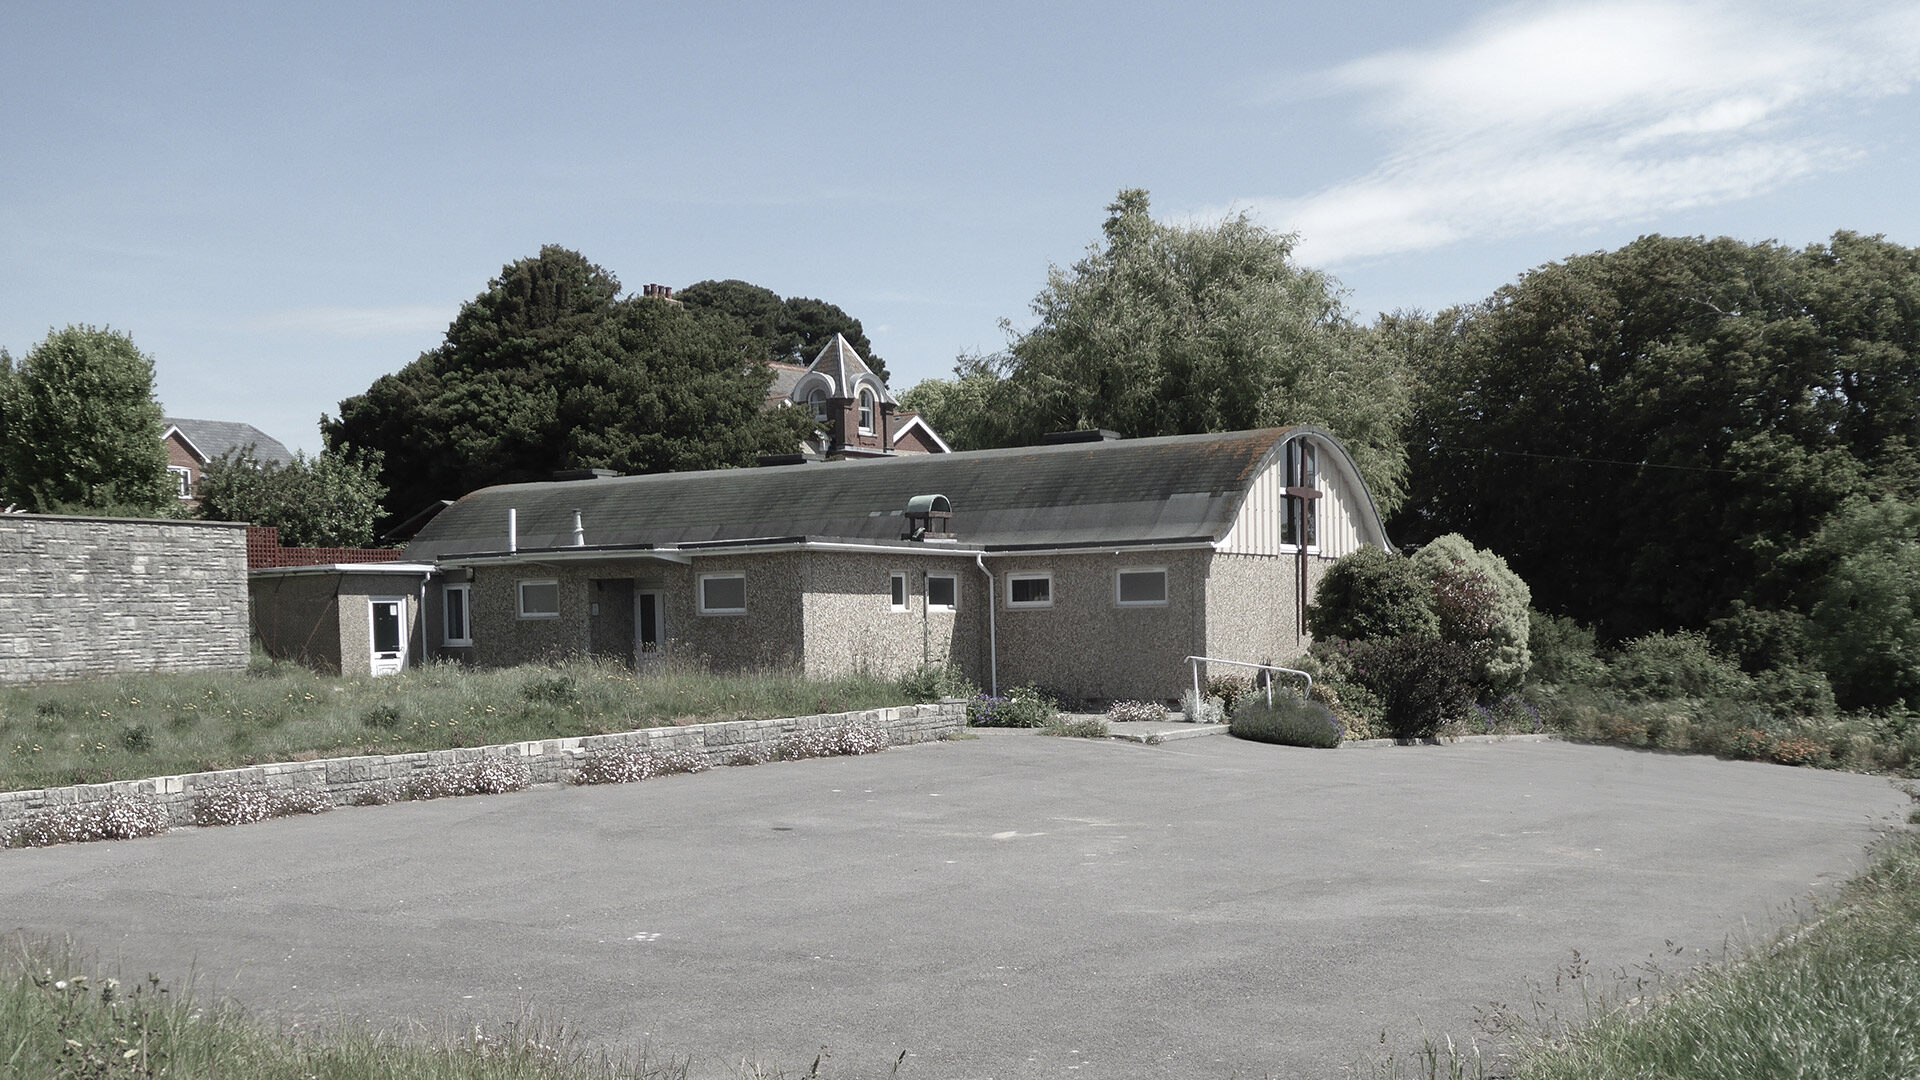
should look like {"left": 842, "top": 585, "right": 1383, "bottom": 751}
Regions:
{"left": 0, "top": 700, "right": 966, "bottom": 836}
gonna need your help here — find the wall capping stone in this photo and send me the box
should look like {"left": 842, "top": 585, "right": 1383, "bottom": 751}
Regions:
{"left": 0, "top": 701, "right": 966, "bottom": 836}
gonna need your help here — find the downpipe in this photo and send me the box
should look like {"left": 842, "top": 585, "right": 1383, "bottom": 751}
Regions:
{"left": 974, "top": 553, "right": 997, "bottom": 696}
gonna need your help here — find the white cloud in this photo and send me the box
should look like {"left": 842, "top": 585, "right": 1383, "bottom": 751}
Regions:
{"left": 243, "top": 305, "right": 454, "bottom": 338}
{"left": 1243, "top": 1, "right": 1920, "bottom": 265}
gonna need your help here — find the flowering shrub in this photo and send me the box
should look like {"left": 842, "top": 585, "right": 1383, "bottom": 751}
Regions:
{"left": 578, "top": 745, "right": 711, "bottom": 785}
{"left": 966, "top": 686, "right": 1056, "bottom": 728}
{"left": 191, "top": 781, "right": 333, "bottom": 827}
{"left": 406, "top": 758, "right": 532, "bottom": 800}
{"left": 1230, "top": 694, "right": 1344, "bottom": 748}
{"left": 1206, "top": 674, "right": 1254, "bottom": 710}
{"left": 1444, "top": 694, "right": 1546, "bottom": 737}
{"left": 1768, "top": 734, "right": 1830, "bottom": 767}
{"left": 776, "top": 722, "right": 891, "bottom": 760}
{"left": 6, "top": 793, "right": 169, "bottom": 848}
{"left": 1105, "top": 700, "right": 1167, "bottom": 724}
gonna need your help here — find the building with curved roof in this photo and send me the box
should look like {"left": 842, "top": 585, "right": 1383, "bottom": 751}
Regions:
{"left": 379, "top": 426, "right": 1390, "bottom": 702}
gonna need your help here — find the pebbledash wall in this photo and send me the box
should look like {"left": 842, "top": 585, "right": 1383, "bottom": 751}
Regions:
{"left": 0, "top": 514, "right": 250, "bottom": 684}
{"left": 0, "top": 702, "right": 964, "bottom": 836}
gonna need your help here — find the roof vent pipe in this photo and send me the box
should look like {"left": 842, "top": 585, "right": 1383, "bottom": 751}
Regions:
{"left": 571, "top": 509, "right": 585, "bottom": 547}
{"left": 508, "top": 508, "right": 518, "bottom": 553}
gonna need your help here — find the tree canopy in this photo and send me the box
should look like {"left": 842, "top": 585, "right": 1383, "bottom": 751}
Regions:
{"left": 0, "top": 325, "right": 175, "bottom": 515}
{"left": 899, "top": 190, "right": 1409, "bottom": 512}
{"left": 676, "top": 279, "right": 888, "bottom": 382}
{"left": 196, "top": 445, "right": 387, "bottom": 547}
{"left": 323, "top": 247, "right": 813, "bottom": 526}
{"left": 1393, "top": 232, "right": 1920, "bottom": 646}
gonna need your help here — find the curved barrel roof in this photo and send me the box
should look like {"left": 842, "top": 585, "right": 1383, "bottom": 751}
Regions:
{"left": 405, "top": 427, "right": 1356, "bottom": 560}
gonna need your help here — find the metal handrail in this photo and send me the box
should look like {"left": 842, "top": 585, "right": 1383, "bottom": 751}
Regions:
{"left": 1184, "top": 655, "right": 1313, "bottom": 707}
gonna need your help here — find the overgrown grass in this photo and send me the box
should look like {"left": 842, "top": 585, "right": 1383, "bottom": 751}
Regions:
{"left": 1376, "top": 828, "right": 1920, "bottom": 1080}
{"left": 0, "top": 657, "right": 925, "bottom": 793}
{"left": 2, "top": 935, "right": 695, "bottom": 1079}
{"left": 1, "top": 935, "right": 902, "bottom": 1080}
{"left": 1535, "top": 683, "right": 1920, "bottom": 774}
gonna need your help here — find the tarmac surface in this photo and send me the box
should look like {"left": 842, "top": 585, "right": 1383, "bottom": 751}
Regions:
{"left": 2, "top": 732, "right": 1909, "bottom": 1079}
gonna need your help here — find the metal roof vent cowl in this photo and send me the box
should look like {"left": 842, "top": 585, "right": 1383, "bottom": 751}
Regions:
{"left": 902, "top": 494, "right": 955, "bottom": 542}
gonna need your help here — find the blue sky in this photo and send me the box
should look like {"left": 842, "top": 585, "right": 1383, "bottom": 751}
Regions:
{"left": 5, "top": 1, "right": 1917, "bottom": 455}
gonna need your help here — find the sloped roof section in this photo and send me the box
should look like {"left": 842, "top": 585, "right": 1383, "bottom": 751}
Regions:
{"left": 406, "top": 428, "right": 1306, "bottom": 560}
{"left": 163, "top": 418, "right": 296, "bottom": 467}
{"left": 765, "top": 361, "right": 807, "bottom": 403}
{"left": 801, "top": 334, "right": 893, "bottom": 404}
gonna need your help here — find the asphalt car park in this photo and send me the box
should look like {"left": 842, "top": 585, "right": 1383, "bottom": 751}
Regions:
{"left": 3, "top": 731, "right": 1908, "bottom": 1079}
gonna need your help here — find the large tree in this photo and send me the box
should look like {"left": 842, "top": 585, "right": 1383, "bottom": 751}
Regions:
{"left": 324, "top": 247, "right": 813, "bottom": 525}
{"left": 676, "top": 279, "right": 888, "bottom": 381}
{"left": 900, "top": 190, "right": 1409, "bottom": 511}
{"left": 1394, "top": 231, "right": 1920, "bottom": 641}
{"left": 196, "top": 445, "right": 387, "bottom": 547}
{"left": 0, "top": 325, "right": 175, "bottom": 515}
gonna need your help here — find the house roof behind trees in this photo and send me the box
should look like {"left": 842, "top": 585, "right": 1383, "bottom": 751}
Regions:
{"left": 405, "top": 427, "right": 1372, "bottom": 559}
{"left": 162, "top": 418, "right": 295, "bottom": 467}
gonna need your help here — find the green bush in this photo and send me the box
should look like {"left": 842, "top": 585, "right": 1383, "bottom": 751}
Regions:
{"left": 1411, "top": 533, "right": 1533, "bottom": 692}
{"left": 1230, "top": 694, "right": 1343, "bottom": 747}
{"left": 897, "top": 663, "right": 974, "bottom": 702}
{"left": 1350, "top": 636, "right": 1479, "bottom": 739}
{"left": 1604, "top": 631, "right": 1752, "bottom": 702}
{"left": 1305, "top": 547, "right": 1439, "bottom": 642}
{"left": 1528, "top": 610, "right": 1606, "bottom": 687}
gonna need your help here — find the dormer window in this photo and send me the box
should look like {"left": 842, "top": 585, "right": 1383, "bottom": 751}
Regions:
{"left": 807, "top": 388, "right": 828, "bottom": 423}
{"left": 857, "top": 388, "right": 876, "bottom": 433}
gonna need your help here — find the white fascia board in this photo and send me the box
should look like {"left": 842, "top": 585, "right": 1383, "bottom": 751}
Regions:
{"left": 249, "top": 563, "right": 438, "bottom": 578}
{"left": 436, "top": 548, "right": 696, "bottom": 568}
{"left": 986, "top": 541, "right": 1216, "bottom": 559}
{"left": 892, "top": 414, "right": 952, "bottom": 453}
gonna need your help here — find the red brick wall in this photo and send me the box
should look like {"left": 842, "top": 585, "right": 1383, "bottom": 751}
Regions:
{"left": 247, "top": 526, "right": 403, "bottom": 570}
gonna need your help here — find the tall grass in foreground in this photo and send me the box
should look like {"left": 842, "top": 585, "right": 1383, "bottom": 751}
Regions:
{"left": 1377, "top": 828, "right": 1920, "bottom": 1079}
{"left": 2, "top": 936, "right": 900, "bottom": 1080}
{"left": 0, "top": 657, "right": 929, "bottom": 793}
{"left": 1, "top": 936, "right": 690, "bottom": 1079}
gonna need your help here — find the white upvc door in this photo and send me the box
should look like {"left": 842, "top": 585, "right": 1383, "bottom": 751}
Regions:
{"left": 369, "top": 597, "right": 408, "bottom": 676}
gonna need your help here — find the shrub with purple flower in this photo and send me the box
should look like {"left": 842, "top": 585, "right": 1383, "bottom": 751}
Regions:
{"left": 966, "top": 686, "right": 1056, "bottom": 728}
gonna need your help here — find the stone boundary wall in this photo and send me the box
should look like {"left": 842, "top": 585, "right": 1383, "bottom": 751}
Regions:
{"left": 0, "top": 514, "right": 250, "bottom": 685}
{"left": 0, "top": 701, "right": 964, "bottom": 834}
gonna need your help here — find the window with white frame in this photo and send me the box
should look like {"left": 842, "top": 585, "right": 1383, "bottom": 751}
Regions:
{"left": 443, "top": 583, "right": 472, "bottom": 645}
{"left": 807, "top": 388, "right": 828, "bottom": 423}
{"left": 518, "top": 580, "right": 559, "bottom": 619}
{"left": 890, "top": 572, "right": 908, "bottom": 611}
{"left": 698, "top": 573, "right": 747, "bottom": 615}
{"left": 169, "top": 466, "right": 193, "bottom": 499}
{"left": 1116, "top": 567, "right": 1168, "bottom": 606}
{"left": 857, "top": 387, "right": 876, "bottom": 433}
{"left": 926, "top": 573, "right": 957, "bottom": 611}
{"left": 1006, "top": 572, "right": 1053, "bottom": 609}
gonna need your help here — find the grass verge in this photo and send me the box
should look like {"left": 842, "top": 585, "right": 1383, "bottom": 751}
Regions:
{"left": 1377, "top": 827, "right": 1920, "bottom": 1079}
{"left": 0, "top": 657, "right": 929, "bottom": 794}
{"left": 2, "top": 934, "right": 691, "bottom": 1079}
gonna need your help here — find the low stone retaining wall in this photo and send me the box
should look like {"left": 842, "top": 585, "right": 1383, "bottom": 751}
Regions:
{"left": 0, "top": 701, "right": 964, "bottom": 833}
